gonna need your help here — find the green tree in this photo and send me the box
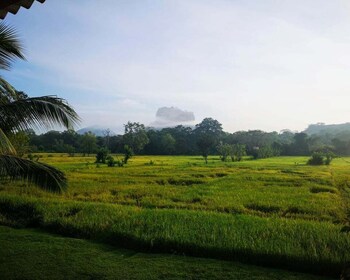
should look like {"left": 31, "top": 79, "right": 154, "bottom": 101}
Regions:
{"left": 231, "top": 144, "right": 246, "bottom": 161}
{"left": 61, "top": 129, "right": 78, "bottom": 147}
{"left": 123, "top": 144, "right": 133, "bottom": 164}
{"left": 307, "top": 152, "right": 325, "bottom": 165}
{"left": 0, "top": 22, "right": 80, "bottom": 192}
{"left": 255, "top": 146, "right": 274, "bottom": 159}
{"left": 123, "top": 122, "right": 149, "bottom": 154}
{"left": 217, "top": 142, "right": 231, "bottom": 162}
{"left": 7, "top": 131, "right": 30, "bottom": 157}
{"left": 195, "top": 118, "right": 223, "bottom": 163}
{"left": 80, "top": 131, "right": 98, "bottom": 156}
{"left": 291, "top": 133, "right": 309, "bottom": 156}
{"left": 172, "top": 125, "right": 194, "bottom": 155}
{"left": 95, "top": 147, "right": 109, "bottom": 164}
{"left": 161, "top": 133, "right": 176, "bottom": 155}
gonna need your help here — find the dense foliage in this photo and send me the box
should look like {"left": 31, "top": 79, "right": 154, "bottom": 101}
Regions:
{"left": 24, "top": 120, "right": 350, "bottom": 159}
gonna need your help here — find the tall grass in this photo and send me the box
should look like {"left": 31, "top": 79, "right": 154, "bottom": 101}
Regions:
{"left": 0, "top": 194, "right": 349, "bottom": 277}
{"left": 1, "top": 155, "right": 350, "bottom": 277}
{"left": 0, "top": 226, "right": 331, "bottom": 280}
{"left": 1, "top": 155, "right": 346, "bottom": 223}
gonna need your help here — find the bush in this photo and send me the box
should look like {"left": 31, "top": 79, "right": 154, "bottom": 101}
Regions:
{"left": 252, "top": 146, "right": 275, "bottom": 159}
{"left": 95, "top": 148, "right": 109, "bottom": 164}
{"left": 307, "top": 153, "right": 324, "bottom": 165}
{"left": 145, "top": 160, "right": 154, "bottom": 166}
{"left": 27, "top": 154, "right": 40, "bottom": 162}
{"left": 307, "top": 152, "right": 333, "bottom": 165}
{"left": 106, "top": 156, "right": 115, "bottom": 167}
{"left": 325, "top": 154, "right": 333, "bottom": 165}
{"left": 123, "top": 145, "right": 133, "bottom": 164}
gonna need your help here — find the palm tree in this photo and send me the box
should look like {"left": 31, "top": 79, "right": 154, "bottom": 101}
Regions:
{"left": 0, "top": 22, "right": 80, "bottom": 192}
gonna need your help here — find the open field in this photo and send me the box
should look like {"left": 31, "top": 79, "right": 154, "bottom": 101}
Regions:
{"left": 1, "top": 155, "right": 350, "bottom": 278}
{"left": 0, "top": 226, "right": 331, "bottom": 280}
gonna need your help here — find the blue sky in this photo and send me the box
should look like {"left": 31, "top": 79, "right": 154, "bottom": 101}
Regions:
{"left": 3, "top": 0, "right": 350, "bottom": 133}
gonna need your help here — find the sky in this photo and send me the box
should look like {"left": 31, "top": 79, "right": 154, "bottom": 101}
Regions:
{"left": 3, "top": 0, "right": 350, "bottom": 133}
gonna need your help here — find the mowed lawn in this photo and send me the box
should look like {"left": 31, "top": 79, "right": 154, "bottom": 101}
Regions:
{"left": 1, "top": 155, "right": 350, "bottom": 278}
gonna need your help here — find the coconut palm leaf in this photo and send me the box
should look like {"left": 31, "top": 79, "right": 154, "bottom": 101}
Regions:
{"left": 0, "top": 95, "right": 80, "bottom": 133}
{"left": 0, "top": 23, "right": 25, "bottom": 70}
{"left": 0, "top": 154, "right": 67, "bottom": 192}
{"left": 0, "top": 128, "right": 16, "bottom": 155}
{"left": 0, "top": 77, "right": 18, "bottom": 102}
{"left": 0, "top": 23, "right": 77, "bottom": 193}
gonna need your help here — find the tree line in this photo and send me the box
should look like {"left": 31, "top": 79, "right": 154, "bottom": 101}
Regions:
{"left": 15, "top": 118, "right": 350, "bottom": 160}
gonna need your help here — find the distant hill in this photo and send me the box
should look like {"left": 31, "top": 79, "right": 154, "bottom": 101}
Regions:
{"left": 303, "top": 122, "right": 350, "bottom": 135}
{"left": 77, "top": 126, "right": 117, "bottom": 137}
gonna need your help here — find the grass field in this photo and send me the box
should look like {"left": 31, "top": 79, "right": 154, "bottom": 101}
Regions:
{"left": 1, "top": 154, "right": 350, "bottom": 278}
{"left": 0, "top": 226, "right": 331, "bottom": 280}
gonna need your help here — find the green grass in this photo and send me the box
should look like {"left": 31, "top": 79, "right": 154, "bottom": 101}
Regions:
{"left": 1, "top": 155, "right": 350, "bottom": 277}
{"left": 0, "top": 194, "right": 348, "bottom": 276}
{"left": 0, "top": 226, "right": 331, "bottom": 280}
{"left": 2, "top": 155, "right": 346, "bottom": 222}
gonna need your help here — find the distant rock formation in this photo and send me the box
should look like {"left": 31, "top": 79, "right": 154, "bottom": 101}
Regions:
{"left": 150, "top": 106, "right": 195, "bottom": 128}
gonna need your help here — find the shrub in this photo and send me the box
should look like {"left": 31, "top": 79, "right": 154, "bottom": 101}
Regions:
{"left": 307, "top": 153, "right": 324, "bottom": 165}
{"left": 325, "top": 154, "right": 333, "bottom": 165}
{"left": 106, "top": 156, "right": 115, "bottom": 167}
{"left": 145, "top": 160, "right": 154, "bottom": 166}
{"left": 95, "top": 148, "right": 109, "bottom": 164}
{"left": 307, "top": 152, "right": 334, "bottom": 166}
{"left": 27, "top": 154, "right": 40, "bottom": 162}
{"left": 217, "top": 143, "right": 231, "bottom": 162}
{"left": 123, "top": 145, "right": 133, "bottom": 164}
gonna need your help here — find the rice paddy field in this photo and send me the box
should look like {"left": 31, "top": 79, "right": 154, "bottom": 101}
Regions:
{"left": 1, "top": 154, "right": 350, "bottom": 279}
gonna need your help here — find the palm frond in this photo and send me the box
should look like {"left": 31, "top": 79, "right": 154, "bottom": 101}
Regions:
{"left": 0, "top": 155, "right": 66, "bottom": 192}
{"left": 0, "top": 128, "right": 16, "bottom": 155}
{"left": 0, "top": 77, "right": 18, "bottom": 103}
{"left": 0, "top": 96, "right": 80, "bottom": 133}
{"left": 0, "top": 22, "right": 25, "bottom": 70}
